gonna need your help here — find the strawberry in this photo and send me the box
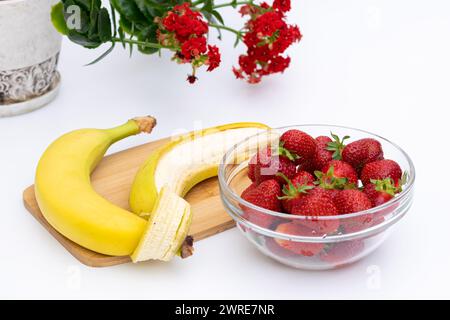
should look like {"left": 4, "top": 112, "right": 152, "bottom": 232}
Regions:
{"left": 312, "top": 136, "right": 332, "bottom": 170}
{"left": 334, "top": 189, "right": 373, "bottom": 233}
{"left": 334, "top": 189, "right": 372, "bottom": 214}
{"left": 291, "top": 188, "right": 340, "bottom": 234}
{"left": 292, "top": 170, "right": 316, "bottom": 185}
{"left": 279, "top": 129, "right": 317, "bottom": 161}
{"left": 296, "top": 158, "right": 316, "bottom": 174}
{"left": 265, "top": 238, "right": 297, "bottom": 259}
{"left": 274, "top": 223, "right": 325, "bottom": 257}
{"left": 363, "top": 178, "right": 401, "bottom": 207}
{"left": 254, "top": 155, "right": 296, "bottom": 184}
{"left": 312, "top": 133, "right": 349, "bottom": 170}
{"left": 248, "top": 147, "right": 271, "bottom": 182}
{"left": 241, "top": 180, "right": 282, "bottom": 228}
{"left": 316, "top": 160, "right": 358, "bottom": 188}
{"left": 360, "top": 159, "right": 402, "bottom": 186}
{"left": 278, "top": 172, "right": 315, "bottom": 213}
{"left": 342, "top": 138, "right": 384, "bottom": 172}
{"left": 320, "top": 239, "right": 365, "bottom": 266}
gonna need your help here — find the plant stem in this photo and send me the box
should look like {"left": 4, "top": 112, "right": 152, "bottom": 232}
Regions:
{"left": 111, "top": 37, "right": 171, "bottom": 50}
{"left": 212, "top": 1, "right": 255, "bottom": 10}
{"left": 209, "top": 23, "right": 244, "bottom": 37}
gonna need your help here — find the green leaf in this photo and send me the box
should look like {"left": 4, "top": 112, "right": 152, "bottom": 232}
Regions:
{"left": 202, "top": 0, "right": 213, "bottom": 12}
{"left": 72, "top": 0, "right": 91, "bottom": 11}
{"left": 51, "top": 2, "right": 70, "bottom": 35}
{"left": 211, "top": 10, "right": 225, "bottom": 25}
{"left": 88, "top": 6, "right": 99, "bottom": 39}
{"left": 137, "top": 24, "right": 159, "bottom": 54}
{"left": 85, "top": 42, "right": 116, "bottom": 65}
{"left": 97, "top": 8, "right": 112, "bottom": 42}
{"left": 110, "top": 0, "right": 147, "bottom": 26}
{"left": 67, "top": 32, "right": 101, "bottom": 48}
{"left": 118, "top": 26, "right": 126, "bottom": 48}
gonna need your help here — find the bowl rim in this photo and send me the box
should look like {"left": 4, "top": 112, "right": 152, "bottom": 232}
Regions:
{"left": 218, "top": 124, "right": 416, "bottom": 221}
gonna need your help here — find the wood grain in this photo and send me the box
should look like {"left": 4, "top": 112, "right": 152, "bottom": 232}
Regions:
{"left": 23, "top": 138, "right": 241, "bottom": 268}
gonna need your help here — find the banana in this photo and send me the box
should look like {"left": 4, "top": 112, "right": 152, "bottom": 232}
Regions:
{"left": 129, "top": 123, "right": 270, "bottom": 215}
{"left": 35, "top": 117, "right": 157, "bottom": 257}
{"left": 129, "top": 122, "right": 269, "bottom": 262}
{"left": 131, "top": 186, "right": 193, "bottom": 262}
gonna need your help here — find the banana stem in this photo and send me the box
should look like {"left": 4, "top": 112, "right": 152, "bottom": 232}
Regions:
{"left": 107, "top": 116, "right": 157, "bottom": 144}
{"left": 133, "top": 116, "right": 157, "bottom": 134}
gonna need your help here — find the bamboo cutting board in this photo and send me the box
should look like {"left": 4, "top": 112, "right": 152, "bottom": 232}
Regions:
{"left": 23, "top": 137, "right": 245, "bottom": 268}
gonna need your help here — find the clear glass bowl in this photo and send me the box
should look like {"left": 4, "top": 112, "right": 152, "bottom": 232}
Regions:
{"left": 218, "top": 125, "right": 415, "bottom": 270}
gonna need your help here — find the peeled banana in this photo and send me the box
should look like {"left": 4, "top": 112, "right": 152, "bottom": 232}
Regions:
{"left": 129, "top": 123, "right": 270, "bottom": 215}
{"left": 35, "top": 118, "right": 268, "bottom": 263}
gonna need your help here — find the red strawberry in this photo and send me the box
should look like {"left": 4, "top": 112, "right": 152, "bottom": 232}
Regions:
{"left": 360, "top": 159, "right": 402, "bottom": 186}
{"left": 312, "top": 133, "right": 349, "bottom": 170}
{"left": 280, "top": 129, "right": 317, "bottom": 161}
{"left": 265, "top": 238, "right": 297, "bottom": 259}
{"left": 248, "top": 147, "right": 271, "bottom": 182}
{"left": 334, "top": 189, "right": 372, "bottom": 214}
{"left": 312, "top": 136, "right": 332, "bottom": 170}
{"left": 296, "top": 158, "right": 316, "bottom": 174}
{"left": 274, "top": 223, "right": 325, "bottom": 257}
{"left": 342, "top": 138, "right": 384, "bottom": 172}
{"left": 317, "top": 160, "right": 358, "bottom": 188}
{"left": 320, "top": 239, "right": 365, "bottom": 266}
{"left": 291, "top": 188, "right": 340, "bottom": 234}
{"left": 254, "top": 155, "right": 296, "bottom": 184}
{"left": 363, "top": 178, "right": 401, "bottom": 207}
{"left": 241, "top": 180, "right": 282, "bottom": 228}
{"left": 334, "top": 189, "right": 373, "bottom": 233}
{"left": 321, "top": 188, "right": 341, "bottom": 200}
{"left": 278, "top": 172, "right": 315, "bottom": 213}
{"left": 292, "top": 170, "right": 315, "bottom": 186}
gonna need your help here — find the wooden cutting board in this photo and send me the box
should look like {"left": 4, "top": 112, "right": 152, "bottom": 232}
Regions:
{"left": 23, "top": 137, "right": 246, "bottom": 268}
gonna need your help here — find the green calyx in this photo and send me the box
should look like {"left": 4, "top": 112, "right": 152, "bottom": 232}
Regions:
{"left": 370, "top": 176, "right": 405, "bottom": 196}
{"left": 314, "top": 166, "right": 355, "bottom": 190}
{"left": 278, "top": 143, "right": 299, "bottom": 162}
{"left": 277, "top": 173, "right": 313, "bottom": 200}
{"left": 326, "top": 132, "right": 350, "bottom": 160}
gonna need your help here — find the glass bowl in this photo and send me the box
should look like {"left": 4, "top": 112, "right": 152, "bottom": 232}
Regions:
{"left": 218, "top": 125, "right": 415, "bottom": 270}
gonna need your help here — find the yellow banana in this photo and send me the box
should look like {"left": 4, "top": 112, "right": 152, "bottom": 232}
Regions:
{"left": 129, "top": 123, "right": 270, "bottom": 216}
{"left": 35, "top": 117, "right": 156, "bottom": 257}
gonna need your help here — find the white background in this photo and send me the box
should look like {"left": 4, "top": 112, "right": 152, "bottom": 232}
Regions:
{"left": 1, "top": 0, "right": 449, "bottom": 299}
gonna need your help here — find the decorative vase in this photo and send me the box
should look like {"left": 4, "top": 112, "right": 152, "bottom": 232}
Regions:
{"left": 0, "top": 0, "right": 62, "bottom": 117}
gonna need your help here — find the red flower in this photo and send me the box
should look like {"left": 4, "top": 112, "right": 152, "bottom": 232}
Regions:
{"left": 252, "top": 11, "right": 285, "bottom": 36}
{"left": 206, "top": 45, "right": 221, "bottom": 72}
{"left": 162, "top": 3, "right": 208, "bottom": 43}
{"left": 232, "top": 1, "right": 301, "bottom": 84}
{"left": 273, "top": 0, "right": 291, "bottom": 13}
{"left": 181, "top": 37, "right": 207, "bottom": 59}
{"left": 268, "top": 56, "right": 290, "bottom": 73}
{"left": 233, "top": 67, "right": 244, "bottom": 79}
{"left": 239, "top": 55, "right": 257, "bottom": 74}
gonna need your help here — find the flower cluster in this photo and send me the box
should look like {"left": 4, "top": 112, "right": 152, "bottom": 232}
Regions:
{"left": 233, "top": 0, "right": 302, "bottom": 84}
{"left": 158, "top": 3, "right": 221, "bottom": 84}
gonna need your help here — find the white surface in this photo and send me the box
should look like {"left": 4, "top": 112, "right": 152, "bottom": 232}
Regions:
{"left": 0, "top": 0, "right": 449, "bottom": 299}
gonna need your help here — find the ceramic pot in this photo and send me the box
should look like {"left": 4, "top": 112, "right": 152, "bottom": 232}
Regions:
{"left": 0, "top": 0, "right": 62, "bottom": 117}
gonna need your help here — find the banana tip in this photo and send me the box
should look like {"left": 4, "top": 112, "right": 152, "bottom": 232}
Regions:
{"left": 180, "top": 236, "right": 194, "bottom": 259}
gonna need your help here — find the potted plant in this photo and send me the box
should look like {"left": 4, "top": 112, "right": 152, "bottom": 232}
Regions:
{"left": 0, "top": 0, "right": 62, "bottom": 117}
{"left": 50, "top": 0, "right": 301, "bottom": 84}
